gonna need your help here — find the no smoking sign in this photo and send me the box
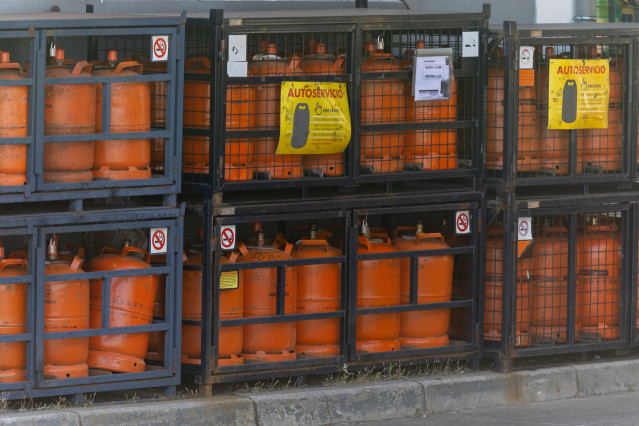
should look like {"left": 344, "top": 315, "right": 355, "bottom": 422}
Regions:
{"left": 455, "top": 211, "right": 471, "bottom": 235}
{"left": 220, "top": 225, "right": 236, "bottom": 250}
{"left": 518, "top": 217, "right": 532, "bottom": 241}
{"left": 151, "top": 35, "right": 169, "bottom": 62}
{"left": 150, "top": 227, "right": 168, "bottom": 254}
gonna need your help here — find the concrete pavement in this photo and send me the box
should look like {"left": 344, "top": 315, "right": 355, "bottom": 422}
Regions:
{"left": 3, "top": 358, "right": 639, "bottom": 425}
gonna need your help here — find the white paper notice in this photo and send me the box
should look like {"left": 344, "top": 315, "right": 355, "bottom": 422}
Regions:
{"left": 413, "top": 56, "right": 450, "bottom": 101}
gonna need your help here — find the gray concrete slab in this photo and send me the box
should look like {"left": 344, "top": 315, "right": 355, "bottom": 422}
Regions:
{"left": 416, "top": 372, "right": 516, "bottom": 413}
{"left": 2, "top": 360, "right": 639, "bottom": 425}
{"left": 512, "top": 366, "right": 578, "bottom": 402}
{"left": 75, "top": 396, "right": 256, "bottom": 426}
{"left": 574, "top": 359, "right": 639, "bottom": 396}
{"left": 0, "top": 410, "right": 80, "bottom": 426}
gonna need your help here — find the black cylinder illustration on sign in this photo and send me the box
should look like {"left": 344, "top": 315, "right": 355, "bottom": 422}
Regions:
{"left": 291, "top": 103, "right": 310, "bottom": 149}
{"left": 562, "top": 79, "right": 577, "bottom": 123}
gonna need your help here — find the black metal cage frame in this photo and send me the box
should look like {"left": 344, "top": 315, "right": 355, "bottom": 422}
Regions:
{"left": 483, "top": 193, "right": 637, "bottom": 371}
{"left": 0, "top": 202, "right": 184, "bottom": 400}
{"left": 0, "top": 13, "right": 184, "bottom": 204}
{"left": 181, "top": 7, "right": 489, "bottom": 197}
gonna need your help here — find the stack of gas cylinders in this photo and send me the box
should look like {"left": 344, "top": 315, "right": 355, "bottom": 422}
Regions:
{"left": 484, "top": 216, "right": 622, "bottom": 347}
{"left": 0, "top": 48, "right": 153, "bottom": 186}
{"left": 166, "top": 218, "right": 457, "bottom": 367}
{"left": 182, "top": 36, "right": 459, "bottom": 181}
{"left": 486, "top": 45, "right": 623, "bottom": 175}
{"left": 0, "top": 238, "right": 159, "bottom": 383}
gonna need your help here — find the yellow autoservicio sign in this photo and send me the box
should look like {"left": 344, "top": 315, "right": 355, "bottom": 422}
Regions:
{"left": 277, "top": 81, "right": 351, "bottom": 155}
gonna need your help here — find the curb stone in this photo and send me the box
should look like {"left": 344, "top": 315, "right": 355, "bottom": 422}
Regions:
{"left": 1, "top": 360, "right": 638, "bottom": 425}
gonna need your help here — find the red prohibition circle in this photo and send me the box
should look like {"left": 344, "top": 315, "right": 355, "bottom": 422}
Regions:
{"left": 456, "top": 213, "right": 469, "bottom": 232}
{"left": 221, "top": 228, "right": 235, "bottom": 249}
{"left": 153, "top": 38, "right": 167, "bottom": 59}
{"left": 152, "top": 230, "right": 165, "bottom": 251}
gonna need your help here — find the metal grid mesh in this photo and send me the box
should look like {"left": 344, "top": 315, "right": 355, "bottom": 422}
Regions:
{"left": 486, "top": 39, "right": 626, "bottom": 179}
{"left": 183, "top": 28, "right": 352, "bottom": 183}
{"left": 356, "top": 209, "right": 474, "bottom": 353}
{"left": 203, "top": 216, "right": 347, "bottom": 367}
{"left": 0, "top": 222, "right": 175, "bottom": 395}
{"left": 360, "top": 28, "right": 474, "bottom": 175}
{"left": 484, "top": 211, "right": 623, "bottom": 349}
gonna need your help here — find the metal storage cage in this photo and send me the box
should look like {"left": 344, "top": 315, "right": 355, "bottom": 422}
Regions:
{"left": 348, "top": 197, "right": 481, "bottom": 366}
{"left": 485, "top": 21, "right": 639, "bottom": 188}
{"left": 183, "top": 190, "right": 481, "bottom": 389}
{"left": 183, "top": 198, "right": 350, "bottom": 385}
{"left": 483, "top": 195, "right": 634, "bottom": 371}
{"left": 0, "top": 13, "right": 184, "bottom": 204}
{"left": 182, "top": 6, "right": 488, "bottom": 196}
{"left": 0, "top": 202, "right": 183, "bottom": 400}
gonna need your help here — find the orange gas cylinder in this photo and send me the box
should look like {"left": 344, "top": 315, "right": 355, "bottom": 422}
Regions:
{"left": 145, "top": 255, "right": 166, "bottom": 362}
{"left": 576, "top": 218, "right": 621, "bottom": 340}
{"left": 577, "top": 109, "right": 623, "bottom": 173}
{"left": 361, "top": 40, "right": 406, "bottom": 173}
{"left": 292, "top": 228, "right": 341, "bottom": 358}
{"left": 181, "top": 248, "right": 244, "bottom": 366}
{"left": 300, "top": 43, "right": 346, "bottom": 177}
{"left": 44, "top": 250, "right": 90, "bottom": 379}
{"left": 403, "top": 41, "right": 458, "bottom": 171}
{"left": 486, "top": 47, "right": 539, "bottom": 172}
{"left": 357, "top": 227, "right": 401, "bottom": 353}
{"left": 182, "top": 57, "right": 254, "bottom": 181}
{"left": 92, "top": 50, "right": 151, "bottom": 180}
{"left": 577, "top": 47, "right": 622, "bottom": 173}
{"left": 85, "top": 246, "right": 158, "bottom": 373}
{"left": 144, "top": 61, "right": 167, "bottom": 171}
{"left": 608, "top": 55, "right": 623, "bottom": 110}
{"left": 530, "top": 226, "right": 568, "bottom": 344}
{"left": 237, "top": 231, "right": 297, "bottom": 363}
{"left": 538, "top": 47, "right": 570, "bottom": 175}
{"left": 250, "top": 43, "right": 303, "bottom": 179}
{"left": 393, "top": 224, "right": 453, "bottom": 348}
{"left": 0, "top": 258, "right": 28, "bottom": 383}
{"left": 0, "top": 52, "right": 28, "bottom": 186}
{"left": 44, "top": 49, "right": 96, "bottom": 183}
{"left": 484, "top": 229, "right": 532, "bottom": 347}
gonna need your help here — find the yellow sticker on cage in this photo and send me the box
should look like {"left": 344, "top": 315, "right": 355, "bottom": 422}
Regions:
{"left": 277, "top": 81, "right": 351, "bottom": 155}
{"left": 547, "top": 59, "right": 609, "bottom": 129}
{"left": 219, "top": 271, "right": 239, "bottom": 290}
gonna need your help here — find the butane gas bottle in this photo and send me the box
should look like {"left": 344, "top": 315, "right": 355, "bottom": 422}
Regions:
{"left": 44, "top": 49, "right": 96, "bottom": 183}
{"left": 292, "top": 225, "right": 341, "bottom": 358}
{"left": 92, "top": 50, "right": 151, "bottom": 180}
{"left": 238, "top": 230, "right": 297, "bottom": 363}
{"left": 0, "top": 51, "right": 28, "bottom": 185}
{"left": 356, "top": 223, "right": 401, "bottom": 353}
{"left": 44, "top": 239, "right": 90, "bottom": 379}
{"left": 0, "top": 255, "right": 28, "bottom": 383}
{"left": 85, "top": 246, "right": 158, "bottom": 373}
{"left": 181, "top": 248, "right": 244, "bottom": 366}
{"left": 393, "top": 222, "right": 453, "bottom": 348}
{"left": 576, "top": 217, "right": 620, "bottom": 340}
